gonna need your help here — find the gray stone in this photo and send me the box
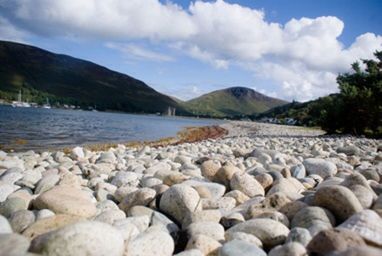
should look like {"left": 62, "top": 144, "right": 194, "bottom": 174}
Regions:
{"left": 187, "top": 221, "right": 225, "bottom": 242}
{"left": 313, "top": 185, "right": 363, "bottom": 222}
{"left": 303, "top": 158, "right": 337, "bottom": 178}
{"left": 290, "top": 164, "right": 306, "bottom": 179}
{"left": 230, "top": 172, "right": 264, "bottom": 197}
{"left": 126, "top": 229, "right": 174, "bottom": 256}
{"left": 269, "top": 242, "right": 307, "bottom": 256}
{"left": 219, "top": 240, "right": 266, "bottom": 256}
{"left": 286, "top": 227, "right": 312, "bottom": 246}
{"left": 34, "top": 174, "right": 60, "bottom": 194}
{"left": 33, "top": 185, "right": 97, "bottom": 217}
{"left": 0, "top": 197, "right": 28, "bottom": 217}
{"left": 0, "top": 183, "right": 15, "bottom": 202}
{"left": 0, "top": 215, "right": 12, "bottom": 234}
{"left": 0, "top": 233, "right": 30, "bottom": 256}
{"left": 10, "top": 210, "right": 36, "bottom": 233}
{"left": 93, "top": 209, "right": 126, "bottom": 225}
{"left": 159, "top": 184, "right": 200, "bottom": 224}
{"left": 118, "top": 188, "right": 156, "bottom": 212}
{"left": 226, "top": 218, "right": 290, "bottom": 249}
{"left": 30, "top": 221, "right": 124, "bottom": 256}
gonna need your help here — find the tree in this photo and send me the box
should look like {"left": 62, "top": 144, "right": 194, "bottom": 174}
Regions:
{"left": 330, "top": 51, "right": 382, "bottom": 136}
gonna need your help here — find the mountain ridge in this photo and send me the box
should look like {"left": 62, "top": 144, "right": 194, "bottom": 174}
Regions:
{"left": 0, "top": 40, "right": 182, "bottom": 114}
{"left": 182, "top": 86, "right": 287, "bottom": 117}
{"left": 0, "top": 40, "right": 288, "bottom": 117}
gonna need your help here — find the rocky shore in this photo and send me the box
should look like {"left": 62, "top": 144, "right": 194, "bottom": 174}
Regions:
{"left": 0, "top": 121, "right": 381, "bottom": 256}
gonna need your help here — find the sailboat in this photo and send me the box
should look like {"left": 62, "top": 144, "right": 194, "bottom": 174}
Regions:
{"left": 12, "top": 90, "right": 31, "bottom": 108}
{"left": 42, "top": 98, "right": 51, "bottom": 109}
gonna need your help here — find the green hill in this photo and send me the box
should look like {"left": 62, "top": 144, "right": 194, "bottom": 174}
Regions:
{"left": 256, "top": 94, "right": 340, "bottom": 126}
{"left": 182, "top": 87, "right": 287, "bottom": 117}
{"left": 0, "top": 40, "right": 183, "bottom": 114}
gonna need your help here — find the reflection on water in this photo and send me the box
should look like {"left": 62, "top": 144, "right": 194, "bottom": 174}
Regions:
{"left": 0, "top": 105, "right": 222, "bottom": 151}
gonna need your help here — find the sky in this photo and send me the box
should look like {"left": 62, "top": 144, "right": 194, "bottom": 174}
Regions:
{"left": 0, "top": 0, "right": 381, "bottom": 102}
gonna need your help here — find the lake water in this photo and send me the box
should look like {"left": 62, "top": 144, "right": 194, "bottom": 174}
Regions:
{"left": 0, "top": 105, "right": 222, "bottom": 151}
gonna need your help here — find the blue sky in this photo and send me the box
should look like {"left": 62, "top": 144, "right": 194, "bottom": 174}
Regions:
{"left": 1, "top": 0, "right": 381, "bottom": 101}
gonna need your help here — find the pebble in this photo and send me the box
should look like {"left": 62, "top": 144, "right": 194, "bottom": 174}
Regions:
{"left": 307, "top": 228, "right": 366, "bottom": 255}
{"left": 290, "top": 164, "right": 306, "bottom": 179}
{"left": 230, "top": 172, "right": 264, "bottom": 197}
{"left": 126, "top": 229, "right": 174, "bottom": 256}
{"left": 0, "top": 215, "right": 13, "bottom": 234}
{"left": 0, "top": 197, "right": 28, "bottom": 217}
{"left": 219, "top": 239, "right": 266, "bottom": 256}
{"left": 226, "top": 218, "right": 290, "bottom": 249}
{"left": 338, "top": 210, "right": 382, "bottom": 247}
{"left": 159, "top": 184, "right": 201, "bottom": 225}
{"left": 33, "top": 185, "right": 97, "bottom": 217}
{"left": 286, "top": 227, "right": 312, "bottom": 246}
{"left": 313, "top": 185, "right": 363, "bottom": 222}
{"left": 23, "top": 214, "right": 83, "bottom": 240}
{"left": 0, "top": 233, "right": 30, "bottom": 256}
{"left": 30, "top": 221, "right": 124, "bottom": 255}
{"left": 0, "top": 183, "right": 15, "bottom": 202}
{"left": 186, "top": 234, "right": 221, "bottom": 256}
{"left": 268, "top": 242, "right": 307, "bottom": 256}
{"left": 303, "top": 158, "right": 337, "bottom": 178}
{"left": 187, "top": 221, "right": 225, "bottom": 242}
{"left": 9, "top": 209, "right": 36, "bottom": 233}
{"left": 118, "top": 188, "right": 156, "bottom": 212}
{"left": 201, "top": 160, "right": 221, "bottom": 180}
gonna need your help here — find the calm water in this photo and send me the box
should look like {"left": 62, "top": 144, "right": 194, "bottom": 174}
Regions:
{"left": 0, "top": 105, "right": 222, "bottom": 151}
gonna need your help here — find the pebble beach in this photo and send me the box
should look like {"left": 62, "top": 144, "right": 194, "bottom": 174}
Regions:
{"left": 1, "top": 121, "right": 382, "bottom": 256}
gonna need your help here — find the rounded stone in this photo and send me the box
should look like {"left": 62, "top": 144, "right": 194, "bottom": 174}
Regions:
{"left": 226, "top": 218, "right": 290, "bottom": 249}
{"left": 0, "top": 233, "right": 30, "bottom": 256}
{"left": 93, "top": 209, "right": 126, "bottom": 225}
{"left": 303, "top": 158, "right": 337, "bottom": 178}
{"left": 255, "top": 173, "right": 273, "bottom": 190}
{"left": 118, "top": 188, "right": 156, "bottom": 213}
{"left": 213, "top": 164, "right": 241, "bottom": 188}
{"left": 338, "top": 210, "right": 382, "bottom": 247}
{"left": 307, "top": 228, "right": 366, "bottom": 255}
{"left": 126, "top": 229, "right": 174, "bottom": 256}
{"left": 30, "top": 221, "right": 124, "bottom": 256}
{"left": 23, "top": 214, "right": 83, "bottom": 240}
{"left": 268, "top": 242, "right": 307, "bottom": 256}
{"left": 36, "top": 209, "right": 55, "bottom": 220}
{"left": 230, "top": 172, "right": 264, "bottom": 197}
{"left": 159, "top": 184, "right": 200, "bottom": 225}
{"left": 329, "top": 246, "right": 382, "bottom": 256}
{"left": 201, "top": 160, "right": 221, "bottom": 180}
{"left": 225, "top": 231, "right": 263, "bottom": 248}
{"left": 351, "top": 184, "right": 374, "bottom": 208}
{"left": 187, "top": 221, "right": 225, "bottom": 242}
{"left": 186, "top": 234, "right": 221, "bottom": 256}
{"left": 219, "top": 239, "right": 266, "bottom": 256}
{"left": 0, "top": 197, "right": 28, "bottom": 218}
{"left": 9, "top": 210, "right": 36, "bottom": 233}
{"left": 33, "top": 185, "right": 97, "bottom": 217}
{"left": 290, "top": 164, "right": 306, "bottom": 179}
{"left": 0, "top": 215, "right": 12, "bottom": 234}
{"left": 313, "top": 185, "right": 363, "bottom": 222}
{"left": 224, "top": 190, "right": 250, "bottom": 205}
{"left": 286, "top": 227, "right": 312, "bottom": 246}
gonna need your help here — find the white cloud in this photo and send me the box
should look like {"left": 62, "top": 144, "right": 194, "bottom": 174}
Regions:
{"left": 0, "top": 16, "right": 28, "bottom": 42}
{"left": 106, "top": 42, "right": 173, "bottom": 62}
{"left": 1, "top": 0, "right": 196, "bottom": 40}
{"left": 1, "top": 0, "right": 382, "bottom": 101}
